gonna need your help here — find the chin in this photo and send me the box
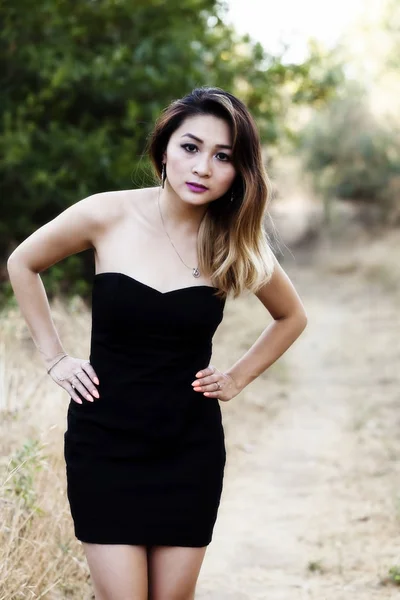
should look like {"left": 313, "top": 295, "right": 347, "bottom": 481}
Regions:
{"left": 176, "top": 185, "right": 210, "bottom": 203}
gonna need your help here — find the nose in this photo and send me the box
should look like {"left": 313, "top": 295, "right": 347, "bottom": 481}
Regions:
{"left": 192, "top": 154, "right": 211, "bottom": 177}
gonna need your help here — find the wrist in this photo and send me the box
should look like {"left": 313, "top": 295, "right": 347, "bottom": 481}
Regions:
{"left": 44, "top": 351, "right": 68, "bottom": 370}
{"left": 224, "top": 370, "right": 246, "bottom": 392}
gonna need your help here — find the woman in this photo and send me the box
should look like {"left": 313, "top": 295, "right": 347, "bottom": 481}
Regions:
{"left": 7, "top": 87, "right": 307, "bottom": 600}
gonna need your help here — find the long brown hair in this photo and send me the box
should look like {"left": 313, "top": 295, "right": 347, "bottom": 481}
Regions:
{"left": 147, "top": 87, "right": 275, "bottom": 299}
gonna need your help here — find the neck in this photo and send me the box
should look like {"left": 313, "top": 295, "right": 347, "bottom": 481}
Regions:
{"left": 157, "top": 182, "right": 208, "bottom": 236}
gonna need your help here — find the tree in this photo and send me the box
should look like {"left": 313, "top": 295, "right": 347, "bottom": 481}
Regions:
{"left": 0, "top": 0, "right": 341, "bottom": 300}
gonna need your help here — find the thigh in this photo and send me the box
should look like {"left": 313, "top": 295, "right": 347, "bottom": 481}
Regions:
{"left": 147, "top": 545, "right": 208, "bottom": 600}
{"left": 82, "top": 542, "right": 148, "bottom": 600}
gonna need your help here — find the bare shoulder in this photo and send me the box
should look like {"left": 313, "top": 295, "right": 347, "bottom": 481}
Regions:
{"left": 83, "top": 187, "right": 153, "bottom": 238}
{"left": 84, "top": 189, "right": 128, "bottom": 231}
{"left": 120, "top": 186, "right": 158, "bottom": 219}
{"left": 7, "top": 188, "right": 150, "bottom": 274}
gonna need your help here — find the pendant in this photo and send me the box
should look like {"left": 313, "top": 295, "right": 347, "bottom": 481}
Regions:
{"left": 192, "top": 267, "right": 200, "bottom": 278}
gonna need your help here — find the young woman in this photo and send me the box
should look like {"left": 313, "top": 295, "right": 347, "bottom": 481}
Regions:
{"left": 7, "top": 87, "right": 307, "bottom": 600}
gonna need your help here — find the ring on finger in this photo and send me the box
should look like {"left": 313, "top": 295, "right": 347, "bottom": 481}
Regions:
{"left": 215, "top": 381, "right": 221, "bottom": 390}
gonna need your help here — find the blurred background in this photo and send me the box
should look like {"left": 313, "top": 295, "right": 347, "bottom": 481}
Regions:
{"left": 1, "top": 0, "right": 399, "bottom": 299}
{"left": 1, "top": 1, "right": 400, "bottom": 598}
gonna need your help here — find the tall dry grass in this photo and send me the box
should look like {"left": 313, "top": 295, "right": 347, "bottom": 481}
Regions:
{"left": 0, "top": 296, "right": 94, "bottom": 598}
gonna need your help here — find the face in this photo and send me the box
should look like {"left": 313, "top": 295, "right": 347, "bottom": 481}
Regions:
{"left": 163, "top": 114, "right": 237, "bottom": 205}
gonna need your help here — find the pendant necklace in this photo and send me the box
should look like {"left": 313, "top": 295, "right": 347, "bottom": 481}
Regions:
{"left": 157, "top": 187, "right": 201, "bottom": 278}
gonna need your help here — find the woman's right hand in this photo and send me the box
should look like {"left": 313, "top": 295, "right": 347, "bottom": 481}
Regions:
{"left": 48, "top": 355, "right": 100, "bottom": 404}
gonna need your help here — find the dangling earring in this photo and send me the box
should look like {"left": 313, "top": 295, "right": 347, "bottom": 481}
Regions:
{"left": 230, "top": 189, "right": 235, "bottom": 202}
{"left": 161, "top": 163, "right": 166, "bottom": 188}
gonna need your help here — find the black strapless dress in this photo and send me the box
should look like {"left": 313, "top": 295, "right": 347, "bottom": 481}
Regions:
{"left": 64, "top": 272, "right": 227, "bottom": 547}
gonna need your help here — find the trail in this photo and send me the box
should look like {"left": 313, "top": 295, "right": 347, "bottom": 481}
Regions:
{"left": 197, "top": 251, "right": 400, "bottom": 599}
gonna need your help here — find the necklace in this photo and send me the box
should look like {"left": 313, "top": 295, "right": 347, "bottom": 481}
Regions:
{"left": 157, "top": 187, "right": 201, "bottom": 278}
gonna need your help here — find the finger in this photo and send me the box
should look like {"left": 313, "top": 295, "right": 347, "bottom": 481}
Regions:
{"left": 203, "top": 390, "right": 222, "bottom": 398}
{"left": 192, "top": 367, "right": 218, "bottom": 387}
{"left": 69, "top": 377, "right": 95, "bottom": 402}
{"left": 194, "top": 381, "right": 220, "bottom": 392}
{"left": 195, "top": 365, "right": 215, "bottom": 379}
{"left": 63, "top": 382, "right": 83, "bottom": 404}
{"left": 73, "top": 370, "right": 100, "bottom": 398}
{"left": 192, "top": 374, "right": 219, "bottom": 388}
{"left": 81, "top": 361, "right": 100, "bottom": 385}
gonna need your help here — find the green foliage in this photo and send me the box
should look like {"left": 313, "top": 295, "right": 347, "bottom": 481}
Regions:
{"left": 4, "top": 438, "right": 47, "bottom": 514}
{"left": 388, "top": 565, "right": 400, "bottom": 585}
{"left": 307, "top": 560, "right": 325, "bottom": 574}
{"left": 1, "top": 0, "right": 341, "bottom": 305}
{"left": 298, "top": 82, "right": 400, "bottom": 223}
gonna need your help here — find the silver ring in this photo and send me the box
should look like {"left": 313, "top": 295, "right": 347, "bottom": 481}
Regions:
{"left": 216, "top": 381, "right": 221, "bottom": 390}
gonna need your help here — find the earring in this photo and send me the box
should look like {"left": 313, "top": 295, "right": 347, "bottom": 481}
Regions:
{"left": 161, "top": 163, "right": 166, "bottom": 188}
{"left": 230, "top": 189, "right": 235, "bottom": 202}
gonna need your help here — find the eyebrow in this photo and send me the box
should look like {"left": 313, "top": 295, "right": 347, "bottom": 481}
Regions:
{"left": 180, "top": 133, "right": 232, "bottom": 150}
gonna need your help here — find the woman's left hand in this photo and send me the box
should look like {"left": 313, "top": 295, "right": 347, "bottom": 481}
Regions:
{"left": 191, "top": 364, "right": 241, "bottom": 402}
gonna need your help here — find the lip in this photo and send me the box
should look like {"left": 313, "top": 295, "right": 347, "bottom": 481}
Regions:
{"left": 186, "top": 182, "right": 209, "bottom": 193}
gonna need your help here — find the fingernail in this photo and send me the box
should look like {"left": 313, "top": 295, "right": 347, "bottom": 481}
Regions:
{"left": 94, "top": 377, "right": 99, "bottom": 385}
{"left": 92, "top": 390, "right": 100, "bottom": 398}
{"left": 196, "top": 372, "right": 202, "bottom": 377}
{"left": 86, "top": 394, "right": 93, "bottom": 402}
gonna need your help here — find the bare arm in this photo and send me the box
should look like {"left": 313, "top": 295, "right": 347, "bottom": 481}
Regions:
{"left": 6, "top": 192, "right": 116, "bottom": 371}
{"left": 191, "top": 255, "right": 308, "bottom": 400}
{"left": 224, "top": 255, "right": 307, "bottom": 390}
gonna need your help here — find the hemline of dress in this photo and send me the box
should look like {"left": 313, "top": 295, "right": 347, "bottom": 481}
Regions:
{"left": 74, "top": 532, "right": 213, "bottom": 548}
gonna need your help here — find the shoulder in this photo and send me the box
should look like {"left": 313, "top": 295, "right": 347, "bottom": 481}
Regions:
{"left": 85, "top": 187, "right": 155, "bottom": 233}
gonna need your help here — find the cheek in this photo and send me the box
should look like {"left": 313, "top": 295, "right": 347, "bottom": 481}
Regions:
{"left": 219, "top": 165, "right": 236, "bottom": 188}
{"left": 166, "top": 150, "right": 187, "bottom": 177}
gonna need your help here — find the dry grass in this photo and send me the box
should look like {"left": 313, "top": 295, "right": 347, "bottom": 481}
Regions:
{"left": 0, "top": 297, "right": 93, "bottom": 599}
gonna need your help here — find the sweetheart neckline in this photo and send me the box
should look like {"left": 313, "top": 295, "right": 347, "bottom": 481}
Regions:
{"left": 94, "top": 272, "right": 219, "bottom": 296}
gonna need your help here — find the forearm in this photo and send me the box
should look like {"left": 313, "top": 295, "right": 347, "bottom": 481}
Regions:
{"left": 225, "top": 313, "right": 307, "bottom": 391}
{"left": 7, "top": 259, "right": 67, "bottom": 369}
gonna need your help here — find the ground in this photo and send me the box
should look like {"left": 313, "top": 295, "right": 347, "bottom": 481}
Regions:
{"left": 197, "top": 227, "right": 400, "bottom": 599}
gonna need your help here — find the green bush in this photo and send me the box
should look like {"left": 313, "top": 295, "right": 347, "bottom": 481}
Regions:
{"left": 298, "top": 82, "right": 400, "bottom": 223}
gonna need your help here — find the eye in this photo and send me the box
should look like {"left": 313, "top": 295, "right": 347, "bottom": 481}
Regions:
{"left": 181, "top": 143, "right": 198, "bottom": 153}
{"left": 216, "top": 152, "right": 231, "bottom": 162}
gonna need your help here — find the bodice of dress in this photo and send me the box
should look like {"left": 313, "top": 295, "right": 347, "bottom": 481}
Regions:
{"left": 68, "top": 272, "right": 226, "bottom": 438}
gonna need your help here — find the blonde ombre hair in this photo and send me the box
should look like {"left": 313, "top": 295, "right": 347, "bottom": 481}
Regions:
{"left": 148, "top": 87, "right": 275, "bottom": 300}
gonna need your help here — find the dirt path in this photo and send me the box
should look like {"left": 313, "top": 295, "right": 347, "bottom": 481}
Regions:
{"left": 196, "top": 240, "right": 400, "bottom": 599}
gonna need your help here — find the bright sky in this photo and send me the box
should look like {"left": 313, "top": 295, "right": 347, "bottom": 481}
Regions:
{"left": 225, "top": 0, "right": 367, "bottom": 62}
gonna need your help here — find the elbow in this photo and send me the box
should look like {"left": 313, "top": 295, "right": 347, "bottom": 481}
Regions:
{"left": 7, "top": 247, "right": 21, "bottom": 266}
{"left": 276, "top": 309, "right": 307, "bottom": 334}
{"left": 290, "top": 309, "right": 308, "bottom": 335}
{"left": 297, "top": 307, "right": 308, "bottom": 330}
{"left": 6, "top": 253, "right": 16, "bottom": 273}
{"left": 6, "top": 252, "right": 31, "bottom": 278}
{"left": 6, "top": 252, "right": 21, "bottom": 274}
{"left": 298, "top": 311, "right": 308, "bottom": 337}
